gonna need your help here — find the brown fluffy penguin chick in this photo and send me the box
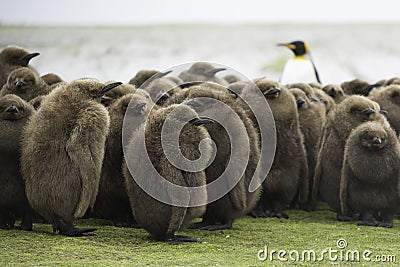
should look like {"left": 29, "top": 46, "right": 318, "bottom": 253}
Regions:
{"left": 94, "top": 90, "right": 153, "bottom": 227}
{"left": 314, "top": 89, "right": 335, "bottom": 114}
{"left": 0, "top": 67, "right": 51, "bottom": 101}
{"left": 287, "top": 82, "right": 326, "bottom": 117}
{"left": 101, "top": 82, "right": 137, "bottom": 107}
{"left": 170, "top": 84, "right": 261, "bottom": 229}
{"left": 143, "top": 77, "right": 178, "bottom": 105}
{"left": 224, "top": 74, "right": 241, "bottom": 84}
{"left": 0, "top": 46, "right": 40, "bottom": 88}
{"left": 186, "top": 86, "right": 261, "bottom": 230}
{"left": 41, "top": 73, "right": 63, "bottom": 86}
{"left": 369, "top": 84, "right": 400, "bottom": 135}
{"left": 340, "top": 78, "right": 379, "bottom": 96}
{"left": 179, "top": 62, "right": 228, "bottom": 86}
{"left": 289, "top": 88, "right": 324, "bottom": 210}
{"left": 0, "top": 95, "right": 35, "bottom": 230}
{"left": 21, "top": 79, "right": 122, "bottom": 236}
{"left": 253, "top": 79, "right": 308, "bottom": 218}
{"left": 322, "top": 84, "right": 346, "bottom": 104}
{"left": 313, "top": 95, "right": 387, "bottom": 220}
{"left": 28, "top": 95, "right": 47, "bottom": 110}
{"left": 123, "top": 104, "right": 213, "bottom": 242}
{"left": 340, "top": 121, "right": 400, "bottom": 227}
{"left": 128, "top": 69, "right": 160, "bottom": 88}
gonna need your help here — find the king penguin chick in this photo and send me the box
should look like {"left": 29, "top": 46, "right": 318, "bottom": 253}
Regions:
{"left": 93, "top": 90, "right": 153, "bottom": 227}
{"left": 21, "top": 79, "right": 122, "bottom": 236}
{"left": 123, "top": 104, "right": 213, "bottom": 242}
{"left": 179, "top": 62, "right": 228, "bottom": 86}
{"left": 251, "top": 79, "right": 308, "bottom": 218}
{"left": 278, "top": 41, "right": 321, "bottom": 85}
{"left": 340, "top": 78, "right": 379, "bottom": 96}
{"left": 165, "top": 84, "right": 262, "bottom": 230}
{"left": 0, "top": 46, "right": 40, "bottom": 88}
{"left": 322, "top": 84, "right": 347, "bottom": 104}
{"left": 100, "top": 82, "right": 137, "bottom": 107}
{"left": 314, "top": 89, "right": 335, "bottom": 114}
{"left": 369, "top": 84, "right": 400, "bottom": 135}
{"left": 313, "top": 95, "right": 387, "bottom": 220}
{"left": 0, "top": 94, "right": 36, "bottom": 230}
{"left": 340, "top": 121, "right": 400, "bottom": 227}
{"left": 128, "top": 69, "right": 160, "bottom": 88}
{"left": 41, "top": 73, "right": 63, "bottom": 86}
{"left": 289, "top": 88, "right": 324, "bottom": 210}
{"left": 0, "top": 67, "right": 51, "bottom": 101}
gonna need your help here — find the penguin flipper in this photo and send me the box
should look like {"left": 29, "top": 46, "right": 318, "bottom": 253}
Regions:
{"left": 66, "top": 110, "right": 107, "bottom": 218}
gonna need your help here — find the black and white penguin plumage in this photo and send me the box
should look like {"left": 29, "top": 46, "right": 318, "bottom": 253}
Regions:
{"left": 278, "top": 41, "right": 321, "bottom": 85}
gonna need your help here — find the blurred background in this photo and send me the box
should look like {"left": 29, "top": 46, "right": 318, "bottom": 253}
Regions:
{"left": 1, "top": 0, "right": 400, "bottom": 84}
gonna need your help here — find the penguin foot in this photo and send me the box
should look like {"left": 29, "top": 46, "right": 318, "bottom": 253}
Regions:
{"left": 60, "top": 227, "right": 97, "bottom": 237}
{"left": 198, "top": 222, "right": 233, "bottom": 231}
{"left": 188, "top": 221, "right": 209, "bottom": 229}
{"left": 249, "top": 207, "right": 269, "bottom": 218}
{"left": 377, "top": 213, "right": 393, "bottom": 228}
{"left": 357, "top": 213, "right": 378, "bottom": 227}
{"left": 268, "top": 211, "right": 289, "bottom": 219}
{"left": 377, "top": 222, "right": 393, "bottom": 228}
{"left": 337, "top": 213, "right": 354, "bottom": 222}
{"left": 166, "top": 235, "right": 198, "bottom": 244}
{"left": 299, "top": 202, "right": 315, "bottom": 212}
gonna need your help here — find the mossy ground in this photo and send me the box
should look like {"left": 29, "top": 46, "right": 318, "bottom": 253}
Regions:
{"left": 1, "top": 205, "right": 399, "bottom": 266}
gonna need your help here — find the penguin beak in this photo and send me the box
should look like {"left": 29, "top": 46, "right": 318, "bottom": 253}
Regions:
{"left": 193, "top": 118, "right": 214, "bottom": 126}
{"left": 372, "top": 137, "right": 382, "bottom": 145}
{"left": 132, "top": 102, "right": 147, "bottom": 111}
{"left": 5, "top": 105, "right": 19, "bottom": 114}
{"left": 180, "top": 81, "right": 200, "bottom": 89}
{"left": 380, "top": 109, "right": 388, "bottom": 116}
{"left": 361, "top": 108, "right": 375, "bottom": 116}
{"left": 296, "top": 98, "right": 306, "bottom": 107}
{"left": 158, "top": 70, "right": 173, "bottom": 78}
{"left": 186, "top": 99, "right": 202, "bottom": 108}
{"left": 327, "top": 88, "right": 336, "bottom": 97}
{"left": 22, "top": 52, "right": 40, "bottom": 64}
{"left": 364, "top": 83, "right": 380, "bottom": 93}
{"left": 206, "top": 68, "right": 226, "bottom": 76}
{"left": 278, "top": 43, "right": 296, "bottom": 50}
{"left": 101, "top": 82, "right": 123, "bottom": 94}
{"left": 157, "top": 92, "right": 170, "bottom": 101}
{"left": 265, "top": 88, "right": 281, "bottom": 97}
{"left": 15, "top": 81, "right": 25, "bottom": 88}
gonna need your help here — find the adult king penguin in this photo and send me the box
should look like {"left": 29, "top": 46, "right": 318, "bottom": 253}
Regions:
{"left": 278, "top": 41, "right": 321, "bottom": 85}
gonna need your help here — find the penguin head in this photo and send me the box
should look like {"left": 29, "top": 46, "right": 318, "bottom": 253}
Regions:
{"left": 338, "top": 96, "right": 387, "bottom": 130}
{"left": 101, "top": 83, "right": 136, "bottom": 107}
{"left": 357, "top": 123, "right": 388, "bottom": 150}
{"left": 187, "top": 62, "right": 226, "bottom": 78}
{"left": 287, "top": 83, "right": 320, "bottom": 103}
{"left": 384, "top": 84, "right": 400, "bottom": 105}
{"left": 6, "top": 67, "right": 38, "bottom": 94}
{"left": 322, "top": 84, "right": 346, "bottom": 100}
{"left": 0, "top": 94, "right": 34, "bottom": 121}
{"left": 278, "top": 40, "right": 310, "bottom": 56}
{"left": 69, "top": 79, "right": 122, "bottom": 100}
{"left": 122, "top": 90, "right": 153, "bottom": 117}
{"left": 290, "top": 88, "right": 309, "bottom": 110}
{"left": 0, "top": 46, "right": 40, "bottom": 66}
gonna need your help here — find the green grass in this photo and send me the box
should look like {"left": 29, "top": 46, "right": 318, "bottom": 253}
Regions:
{"left": 1, "top": 206, "right": 399, "bottom": 266}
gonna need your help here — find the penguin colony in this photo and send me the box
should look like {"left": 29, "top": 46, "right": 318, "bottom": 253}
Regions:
{"left": 1, "top": 43, "right": 400, "bottom": 243}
